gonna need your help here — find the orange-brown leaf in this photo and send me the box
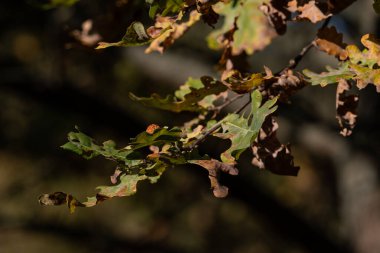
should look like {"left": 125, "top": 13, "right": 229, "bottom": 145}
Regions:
{"left": 314, "top": 26, "right": 348, "bottom": 60}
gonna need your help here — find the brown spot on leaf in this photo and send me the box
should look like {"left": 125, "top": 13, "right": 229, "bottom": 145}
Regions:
{"left": 146, "top": 124, "right": 160, "bottom": 134}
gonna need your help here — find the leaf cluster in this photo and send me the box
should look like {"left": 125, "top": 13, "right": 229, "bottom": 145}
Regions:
{"left": 39, "top": 0, "right": 380, "bottom": 213}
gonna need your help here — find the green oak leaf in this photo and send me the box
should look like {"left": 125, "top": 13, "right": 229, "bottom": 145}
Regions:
{"left": 61, "top": 130, "right": 134, "bottom": 163}
{"left": 214, "top": 90, "right": 278, "bottom": 164}
{"left": 303, "top": 63, "right": 354, "bottom": 86}
{"left": 129, "top": 76, "right": 227, "bottom": 112}
{"left": 346, "top": 34, "right": 380, "bottom": 68}
{"left": 303, "top": 34, "right": 380, "bottom": 91}
{"left": 131, "top": 127, "right": 182, "bottom": 150}
{"left": 39, "top": 162, "right": 167, "bottom": 213}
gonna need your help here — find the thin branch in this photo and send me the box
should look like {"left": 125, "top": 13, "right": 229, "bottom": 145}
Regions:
{"left": 188, "top": 96, "right": 251, "bottom": 150}
{"left": 280, "top": 17, "right": 332, "bottom": 73}
{"left": 213, "top": 94, "right": 244, "bottom": 114}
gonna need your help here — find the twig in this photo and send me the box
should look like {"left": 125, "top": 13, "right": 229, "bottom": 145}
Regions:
{"left": 280, "top": 17, "right": 332, "bottom": 73}
{"left": 188, "top": 96, "right": 251, "bottom": 150}
{"left": 213, "top": 94, "right": 244, "bottom": 114}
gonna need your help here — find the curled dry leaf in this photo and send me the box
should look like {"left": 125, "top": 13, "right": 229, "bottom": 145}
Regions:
{"left": 287, "top": 0, "right": 355, "bottom": 23}
{"left": 223, "top": 71, "right": 265, "bottom": 94}
{"left": 314, "top": 26, "right": 348, "bottom": 60}
{"left": 190, "top": 159, "right": 238, "bottom": 198}
{"left": 336, "top": 79, "right": 359, "bottom": 136}
{"left": 145, "top": 10, "right": 201, "bottom": 54}
{"left": 262, "top": 68, "right": 305, "bottom": 102}
{"left": 261, "top": 0, "right": 356, "bottom": 33}
{"left": 296, "top": 0, "right": 330, "bottom": 23}
{"left": 251, "top": 117, "right": 299, "bottom": 176}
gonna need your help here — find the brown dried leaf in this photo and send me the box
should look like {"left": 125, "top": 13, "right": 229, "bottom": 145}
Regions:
{"left": 196, "top": 0, "right": 219, "bottom": 27}
{"left": 190, "top": 159, "right": 238, "bottom": 198}
{"left": 297, "top": 0, "right": 331, "bottom": 23}
{"left": 262, "top": 69, "right": 305, "bottom": 102}
{"left": 314, "top": 26, "right": 348, "bottom": 60}
{"left": 145, "top": 10, "right": 201, "bottom": 54}
{"left": 336, "top": 79, "right": 359, "bottom": 136}
{"left": 251, "top": 117, "right": 299, "bottom": 176}
{"left": 286, "top": 0, "right": 355, "bottom": 24}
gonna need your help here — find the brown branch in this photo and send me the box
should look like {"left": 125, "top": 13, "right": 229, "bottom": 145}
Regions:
{"left": 188, "top": 96, "right": 251, "bottom": 150}
{"left": 280, "top": 17, "right": 332, "bottom": 73}
{"left": 213, "top": 94, "right": 244, "bottom": 115}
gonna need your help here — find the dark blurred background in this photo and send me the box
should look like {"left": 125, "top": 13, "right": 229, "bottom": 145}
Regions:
{"left": 1, "top": 0, "right": 380, "bottom": 252}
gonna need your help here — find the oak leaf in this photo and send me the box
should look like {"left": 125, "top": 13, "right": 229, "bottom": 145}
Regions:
{"left": 129, "top": 76, "right": 227, "bottom": 112}
{"left": 207, "top": 0, "right": 277, "bottom": 55}
{"left": 214, "top": 90, "right": 278, "bottom": 164}
{"left": 251, "top": 117, "right": 299, "bottom": 176}
{"left": 189, "top": 159, "right": 238, "bottom": 198}
{"left": 314, "top": 26, "right": 348, "bottom": 60}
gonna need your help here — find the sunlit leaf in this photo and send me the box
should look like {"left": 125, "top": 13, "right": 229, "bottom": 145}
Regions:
{"left": 303, "top": 63, "right": 354, "bottom": 87}
{"left": 304, "top": 34, "right": 380, "bottom": 91}
{"left": 314, "top": 26, "right": 348, "bottom": 60}
{"left": 214, "top": 90, "right": 278, "bottom": 164}
{"left": 145, "top": 10, "right": 201, "bottom": 53}
{"left": 129, "top": 76, "right": 227, "bottom": 112}
{"left": 207, "top": 0, "right": 276, "bottom": 55}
